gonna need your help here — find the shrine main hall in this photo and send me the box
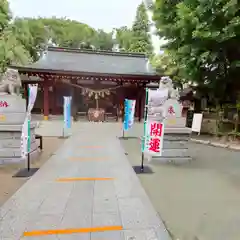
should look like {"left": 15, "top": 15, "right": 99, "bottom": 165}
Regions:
{"left": 12, "top": 46, "right": 160, "bottom": 121}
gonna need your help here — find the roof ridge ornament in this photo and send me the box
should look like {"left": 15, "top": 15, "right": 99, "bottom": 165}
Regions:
{"left": 47, "top": 46, "right": 147, "bottom": 58}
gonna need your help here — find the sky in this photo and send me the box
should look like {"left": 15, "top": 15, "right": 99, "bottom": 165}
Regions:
{"left": 9, "top": 0, "right": 164, "bottom": 53}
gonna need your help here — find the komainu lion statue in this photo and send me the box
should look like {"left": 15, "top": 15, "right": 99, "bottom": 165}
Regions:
{"left": 159, "top": 76, "right": 180, "bottom": 100}
{"left": 0, "top": 68, "right": 22, "bottom": 96}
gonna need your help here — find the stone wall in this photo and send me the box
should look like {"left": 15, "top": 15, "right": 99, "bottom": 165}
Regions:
{"left": 0, "top": 124, "right": 39, "bottom": 164}
{"left": 0, "top": 95, "right": 39, "bottom": 164}
{"left": 201, "top": 119, "right": 218, "bottom": 134}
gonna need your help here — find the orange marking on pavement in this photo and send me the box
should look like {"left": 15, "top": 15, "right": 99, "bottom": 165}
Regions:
{"left": 56, "top": 177, "right": 114, "bottom": 182}
{"left": 69, "top": 157, "right": 108, "bottom": 161}
{"left": 23, "top": 225, "right": 123, "bottom": 237}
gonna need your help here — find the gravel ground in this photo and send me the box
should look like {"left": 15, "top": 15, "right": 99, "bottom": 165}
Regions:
{"left": 121, "top": 137, "right": 240, "bottom": 240}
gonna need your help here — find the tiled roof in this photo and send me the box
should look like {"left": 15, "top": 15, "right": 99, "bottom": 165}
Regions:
{"left": 16, "top": 47, "right": 157, "bottom": 76}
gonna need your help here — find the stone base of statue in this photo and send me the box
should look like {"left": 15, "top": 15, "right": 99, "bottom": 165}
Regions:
{"left": 149, "top": 117, "right": 192, "bottom": 164}
{"left": 0, "top": 95, "right": 39, "bottom": 164}
{"left": 144, "top": 76, "right": 192, "bottom": 165}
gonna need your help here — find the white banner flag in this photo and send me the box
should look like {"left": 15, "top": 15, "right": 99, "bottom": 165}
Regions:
{"left": 27, "top": 84, "right": 38, "bottom": 114}
{"left": 21, "top": 84, "right": 38, "bottom": 159}
{"left": 144, "top": 121, "right": 165, "bottom": 156}
{"left": 20, "top": 117, "right": 28, "bottom": 159}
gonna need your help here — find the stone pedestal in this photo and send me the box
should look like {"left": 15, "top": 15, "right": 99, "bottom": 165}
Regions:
{"left": 145, "top": 77, "right": 192, "bottom": 164}
{"left": 0, "top": 95, "right": 39, "bottom": 164}
{"left": 149, "top": 118, "right": 192, "bottom": 164}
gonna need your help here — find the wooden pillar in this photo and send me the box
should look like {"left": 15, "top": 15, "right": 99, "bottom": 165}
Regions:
{"left": 120, "top": 82, "right": 125, "bottom": 122}
{"left": 43, "top": 80, "right": 49, "bottom": 120}
{"left": 138, "top": 85, "right": 142, "bottom": 122}
{"left": 52, "top": 85, "right": 57, "bottom": 115}
{"left": 71, "top": 86, "right": 78, "bottom": 121}
{"left": 24, "top": 83, "right": 28, "bottom": 111}
{"left": 141, "top": 85, "right": 146, "bottom": 121}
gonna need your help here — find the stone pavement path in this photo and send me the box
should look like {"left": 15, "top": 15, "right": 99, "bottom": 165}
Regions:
{"left": 0, "top": 123, "right": 170, "bottom": 240}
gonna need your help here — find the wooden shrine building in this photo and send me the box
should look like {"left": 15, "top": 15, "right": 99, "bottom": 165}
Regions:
{"left": 11, "top": 47, "right": 160, "bottom": 121}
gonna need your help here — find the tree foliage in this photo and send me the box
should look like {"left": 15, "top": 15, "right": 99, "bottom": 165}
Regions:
{"left": 129, "top": 3, "right": 153, "bottom": 56}
{"left": 115, "top": 26, "right": 133, "bottom": 52}
{"left": 0, "top": 0, "right": 31, "bottom": 73}
{"left": 152, "top": 0, "right": 240, "bottom": 103}
{"left": 115, "top": 2, "right": 153, "bottom": 56}
{"left": 150, "top": 51, "right": 183, "bottom": 87}
{"left": 0, "top": 0, "right": 116, "bottom": 72}
{"left": 1, "top": 0, "right": 154, "bottom": 74}
{"left": 13, "top": 17, "right": 114, "bottom": 61}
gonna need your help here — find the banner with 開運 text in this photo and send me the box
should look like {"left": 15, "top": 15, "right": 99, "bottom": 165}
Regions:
{"left": 144, "top": 121, "right": 165, "bottom": 156}
{"left": 142, "top": 88, "right": 168, "bottom": 156}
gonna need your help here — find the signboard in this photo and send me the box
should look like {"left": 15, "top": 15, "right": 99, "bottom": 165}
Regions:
{"left": 142, "top": 88, "right": 167, "bottom": 156}
{"left": 164, "top": 99, "right": 183, "bottom": 118}
{"left": 123, "top": 99, "right": 136, "bottom": 131}
{"left": 63, "top": 96, "right": 72, "bottom": 130}
{"left": 144, "top": 121, "right": 165, "bottom": 155}
{"left": 191, "top": 113, "right": 203, "bottom": 133}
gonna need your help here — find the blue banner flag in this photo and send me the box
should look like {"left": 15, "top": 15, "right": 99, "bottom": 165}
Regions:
{"left": 123, "top": 99, "right": 136, "bottom": 131}
{"left": 64, "top": 96, "right": 72, "bottom": 129}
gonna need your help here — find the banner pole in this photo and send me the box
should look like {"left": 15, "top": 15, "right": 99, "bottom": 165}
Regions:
{"left": 27, "top": 85, "right": 31, "bottom": 172}
{"left": 141, "top": 87, "right": 149, "bottom": 172}
{"left": 27, "top": 117, "right": 31, "bottom": 171}
{"left": 63, "top": 96, "right": 67, "bottom": 138}
{"left": 122, "top": 99, "right": 127, "bottom": 138}
{"left": 13, "top": 84, "right": 39, "bottom": 178}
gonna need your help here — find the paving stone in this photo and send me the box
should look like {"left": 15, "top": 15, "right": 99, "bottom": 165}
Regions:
{"left": 0, "top": 122, "right": 171, "bottom": 240}
{"left": 57, "top": 233, "right": 90, "bottom": 240}
{"left": 21, "top": 235, "right": 59, "bottom": 240}
{"left": 118, "top": 197, "right": 160, "bottom": 229}
{"left": 39, "top": 184, "right": 73, "bottom": 215}
{"left": 61, "top": 210, "right": 92, "bottom": 229}
{"left": 123, "top": 229, "right": 159, "bottom": 240}
{"left": 114, "top": 177, "right": 146, "bottom": 198}
{"left": 25, "top": 214, "right": 63, "bottom": 232}
{"left": 0, "top": 209, "right": 32, "bottom": 239}
{"left": 91, "top": 231, "right": 123, "bottom": 240}
{"left": 92, "top": 211, "right": 122, "bottom": 227}
{"left": 93, "top": 196, "right": 119, "bottom": 214}
{"left": 0, "top": 219, "right": 15, "bottom": 239}
{"left": 94, "top": 181, "right": 116, "bottom": 198}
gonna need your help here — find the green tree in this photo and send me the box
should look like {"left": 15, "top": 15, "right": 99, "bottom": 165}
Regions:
{"left": 0, "top": 0, "right": 11, "bottom": 31}
{"left": 152, "top": 0, "right": 240, "bottom": 103}
{"left": 22, "top": 17, "right": 114, "bottom": 54}
{"left": 115, "top": 26, "right": 133, "bottom": 51}
{"left": 129, "top": 2, "right": 153, "bottom": 56}
{"left": 151, "top": 51, "right": 183, "bottom": 87}
{"left": 0, "top": 0, "right": 31, "bottom": 73}
{"left": 93, "top": 30, "right": 113, "bottom": 51}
